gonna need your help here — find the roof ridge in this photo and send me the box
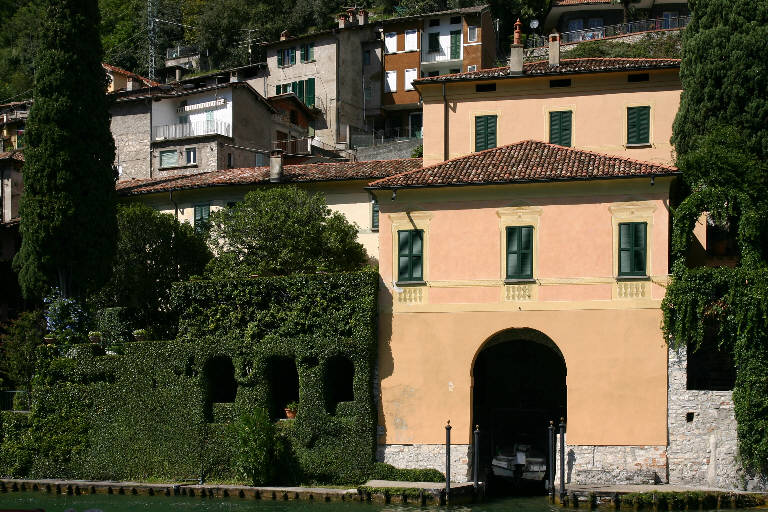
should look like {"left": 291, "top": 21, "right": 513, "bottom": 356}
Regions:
{"left": 526, "top": 140, "right": 679, "bottom": 170}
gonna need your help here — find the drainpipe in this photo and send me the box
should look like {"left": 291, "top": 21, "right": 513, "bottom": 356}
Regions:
{"left": 442, "top": 82, "right": 449, "bottom": 161}
{"left": 169, "top": 190, "right": 178, "bottom": 220}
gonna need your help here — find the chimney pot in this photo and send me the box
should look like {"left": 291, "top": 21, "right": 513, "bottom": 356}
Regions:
{"left": 513, "top": 18, "right": 522, "bottom": 45}
{"left": 270, "top": 149, "right": 284, "bottom": 183}
{"left": 359, "top": 9, "right": 368, "bottom": 25}
{"left": 280, "top": 30, "right": 290, "bottom": 41}
{"left": 549, "top": 31, "right": 560, "bottom": 67}
{"left": 338, "top": 14, "right": 349, "bottom": 29}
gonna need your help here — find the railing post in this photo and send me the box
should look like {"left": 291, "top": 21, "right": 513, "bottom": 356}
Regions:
{"left": 473, "top": 425, "right": 480, "bottom": 488}
{"left": 445, "top": 420, "right": 451, "bottom": 504}
{"left": 559, "top": 418, "right": 566, "bottom": 502}
{"left": 548, "top": 420, "right": 555, "bottom": 498}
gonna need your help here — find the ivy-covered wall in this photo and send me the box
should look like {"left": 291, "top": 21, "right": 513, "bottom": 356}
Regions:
{"left": 0, "top": 271, "right": 379, "bottom": 484}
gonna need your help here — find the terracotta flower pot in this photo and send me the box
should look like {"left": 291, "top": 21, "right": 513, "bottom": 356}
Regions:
{"left": 284, "top": 408, "right": 297, "bottom": 419}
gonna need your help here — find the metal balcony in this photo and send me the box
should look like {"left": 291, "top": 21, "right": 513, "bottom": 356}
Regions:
{"left": 152, "top": 121, "right": 231, "bottom": 141}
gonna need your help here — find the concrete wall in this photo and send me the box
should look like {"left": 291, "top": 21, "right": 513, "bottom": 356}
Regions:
{"left": 418, "top": 68, "right": 680, "bottom": 166}
{"left": 355, "top": 138, "right": 422, "bottom": 161}
{"left": 374, "top": 178, "right": 673, "bottom": 482}
{"left": 111, "top": 100, "right": 151, "bottom": 181}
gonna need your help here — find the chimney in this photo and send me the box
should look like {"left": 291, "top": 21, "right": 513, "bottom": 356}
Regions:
{"left": 280, "top": 30, "right": 290, "bottom": 41}
{"left": 347, "top": 8, "right": 358, "bottom": 25}
{"left": 358, "top": 9, "right": 368, "bottom": 25}
{"left": 549, "top": 31, "right": 560, "bottom": 67}
{"left": 269, "top": 149, "right": 284, "bottom": 183}
{"left": 127, "top": 77, "right": 136, "bottom": 91}
{"left": 338, "top": 13, "right": 349, "bottom": 29}
{"left": 508, "top": 18, "right": 524, "bottom": 75}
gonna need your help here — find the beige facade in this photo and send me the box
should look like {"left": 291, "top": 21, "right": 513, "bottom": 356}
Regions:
{"left": 417, "top": 68, "right": 681, "bottom": 166}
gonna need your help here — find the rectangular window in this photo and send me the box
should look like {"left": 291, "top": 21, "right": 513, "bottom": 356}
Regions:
{"left": 227, "top": 153, "right": 233, "bottom": 168}
{"left": 428, "top": 32, "right": 440, "bottom": 53}
{"left": 15, "top": 130, "right": 24, "bottom": 149}
{"left": 371, "top": 197, "right": 379, "bottom": 231}
{"left": 404, "top": 68, "right": 417, "bottom": 91}
{"left": 450, "top": 30, "right": 461, "bottom": 59}
{"left": 467, "top": 64, "right": 477, "bottom": 72}
{"left": 305, "top": 78, "right": 315, "bottom": 107}
{"left": 506, "top": 226, "right": 533, "bottom": 279}
{"left": 628, "top": 73, "right": 649, "bottom": 82}
{"left": 627, "top": 106, "right": 651, "bottom": 145}
{"left": 427, "top": 70, "right": 439, "bottom": 77}
{"left": 618, "top": 222, "right": 647, "bottom": 276}
{"left": 185, "top": 147, "right": 197, "bottom": 164}
{"left": 277, "top": 50, "right": 283, "bottom": 67}
{"left": 474, "top": 115, "right": 497, "bottom": 152}
{"left": 476, "top": 83, "right": 495, "bottom": 92}
{"left": 549, "top": 110, "right": 572, "bottom": 147}
{"left": 429, "top": 19, "right": 440, "bottom": 27}
{"left": 468, "top": 25, "right": 478, "bottom": 42}
{"left": 385, "top": 70, "right": 397, "bottom": 92}
{"left": 405, "top": 29, "right": 418, "bottom": 51}
{"left": 385, "top": 32, "right": 397, "bottom": 53}
{"left": 450, "top": 16, "right": 461, "bottom": 24}
{"left": 550, "top": 79, "right": 571, "bottom": 87}
{"left": 300, "top": 43, "right": 315, "bottom": 62}
{"left": 363, "top": 50, "right": 371, "bottom": 65}
{"left": 398, "top": 229, "right": 423, "bottom": 282}
{"left": 290, "top": 47, "right": 296, "bottom": 65}
{"left": 194, "top": 204, "right": 210, "bottom": 233}
{"left": 364, "top": 84, "right": 372, "bottom": 100}
{"left": 159, "top": 150, "right": 178, "bottom": 168}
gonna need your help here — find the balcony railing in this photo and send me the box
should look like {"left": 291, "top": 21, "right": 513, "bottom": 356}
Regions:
{"left": 421, "top": 49, "right": 461, "bottom": 64}
{"left": 273, "top": 138, "right": 311, "bottom": 155}
{"left": 166, "top": 45, "right": 199, "bottom": 59}
{"left": 527, "top": 15, "right": 691, "bottom": 48}
{"left": 152, "top": 121, "right": 231, "bottom": 141}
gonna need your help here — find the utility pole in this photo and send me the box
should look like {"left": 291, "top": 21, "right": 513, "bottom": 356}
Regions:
{"left": 147, "top": 0, "right": 156, "bottom": 80}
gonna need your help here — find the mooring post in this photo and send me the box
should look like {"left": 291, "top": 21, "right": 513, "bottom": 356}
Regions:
{"left": 445, "top": 420, "right": 452, "bottom": 504}
{"left": 559, "top": 417, "right": 566, "bottom": 503}
{"left": 473, "top": 424, "right": 480, "bottom": 489}
{"left": 548, "top": 420, "right": 555, "bottom": 498}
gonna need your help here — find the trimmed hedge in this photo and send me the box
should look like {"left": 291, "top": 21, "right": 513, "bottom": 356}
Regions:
{"left": 0, "top": 271, "right": 379, "bottom": 484}
{"left": 370, "top": 462, "right": 445, "bottom": 483}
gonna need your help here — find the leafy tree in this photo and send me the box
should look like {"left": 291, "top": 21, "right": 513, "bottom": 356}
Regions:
{"left": 663, "top": 0, "right": 768, "bottom": 475}
{"left": 13, "top": 0, "right": 117, "bottom": 300}
{"left": 205, "top": 186, "right": 368, "bottom": 279}
{"left": 91, "top": 203, "right": 211, "bottom": 337}
{"left": 0, "top": 310, "right": 43, "bottom": 391}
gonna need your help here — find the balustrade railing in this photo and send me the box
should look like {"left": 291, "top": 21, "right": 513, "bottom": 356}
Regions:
{"left": 152, "top": 121, "right": 231, "bottom": 141}
{"left": 527, "top": 15, "right": 690, "bottom": 48}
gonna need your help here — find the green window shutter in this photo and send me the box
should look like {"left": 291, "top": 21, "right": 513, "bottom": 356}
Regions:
{"left": 486, "top": 115, "right": 496, "bottom": 149}
{"left": 297, "top": 80, "right": 305, "bottom": 104}
{"left": 277, "top": 50, "right": 283, "bottom": 67}
{"left": 428, "top": 32, "right": 439, "bottom": 52}
{"left": 475, "top": 115, "right": 486, "bottom": 151}
{"left": 397, "top": 229, "right": 424, "bottom": 282}
{"left": 309, "top": 42, "right": 315, "bottom": 61}
{"left": 276, "top": 84, "right": 281, "bottom": 95}
{"left": 371, "top": 198, "right": 379, "bottom": 230}
{"left": 450, "top": 30, "right": 461, "bottom": 59}
{"left": 506, "top": 226, "right": 534, "bottom": 279}
{"left": 618, "top": 222, "right": 647, "bottom": 276}
{"left": 627, "top": 106, "right": 650, "bottom": 145}
{"left": 300, "top": 44, "right": 307, "bottom": 62}
{"left": 549, "top": 111, "right": 572, "bottom": 147}
{"left": 306, "top": 78, "right": 315, "bottom": 107}
{"left": 292, "top": 81, "right": 299, "bottom": 95}
{"left": 194, "top": 204, "right": 210, "bottom": 234}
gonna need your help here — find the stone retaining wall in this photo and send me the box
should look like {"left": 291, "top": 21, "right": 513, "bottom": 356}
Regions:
{"left": 377, "top": 444, "right": 471, "bottom": 483}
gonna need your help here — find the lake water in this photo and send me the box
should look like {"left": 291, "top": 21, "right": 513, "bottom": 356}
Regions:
{"left": 0, "top": 493, "right": 563, "bottom": 512}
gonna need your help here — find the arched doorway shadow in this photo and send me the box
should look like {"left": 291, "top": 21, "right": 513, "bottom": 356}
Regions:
{"left": 471, "top": 328, "right": 566, "bottom": 494}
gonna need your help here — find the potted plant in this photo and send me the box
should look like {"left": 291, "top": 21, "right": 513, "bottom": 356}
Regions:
{"left": 284, "top": 401, "right": 299, "bottom": 419}
{"left": 132, "top": 328, "right": 148, "bottom": 341}
{"left": 88, "top": 331, "right": 102, "bottom": 344}
{"left": 43, "top": 334, "right": 56, "bottom": 344}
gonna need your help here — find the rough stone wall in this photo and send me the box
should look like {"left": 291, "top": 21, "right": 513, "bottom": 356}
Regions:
{"left": 355, "top": 138, "right": 422, "bottom": 161}
{"left": 377, "top": 444, "right": 471, "bottom": 483}
{"left": 668, "top": 347, "right": 766, "bottom": 491}
{"left": 111, "top": 101, "right": 151, "bottom": 181}
{"left": 556, "top": 439, "right": 667, "bottom": 485}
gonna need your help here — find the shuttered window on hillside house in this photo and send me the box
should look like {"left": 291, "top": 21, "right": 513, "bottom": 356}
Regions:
{"left": 549, "top": 110, "right": 572, "bottom": 147}
{"left": 627, "top": 106, "right": 650, "bottom": 145}
{"left": 506, "top": 226, "right": 534, "bottom": 280}
{"left": 618, "top": 222, "right": 647, "bottom": 276}
{"left": 450, "top": 30, "right": 461, "bottom": 59}
{"left": 398, "top": 229, "right": 424, "bottom": 282}
{"left": 194, "top": 203, "right": 211, "bottom": 233}
{"left": 306, "top": 78, "right": 315, "bottom": 107}
{"left": 428, "top": 32, "right": 440, "bottom": 53}
{"left": 475, "top": 115, "right": 497, "bottom": 152}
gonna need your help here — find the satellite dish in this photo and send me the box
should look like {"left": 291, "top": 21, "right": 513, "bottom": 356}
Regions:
{"left": 530, "top": 19, "right": 540, "bottom": 29}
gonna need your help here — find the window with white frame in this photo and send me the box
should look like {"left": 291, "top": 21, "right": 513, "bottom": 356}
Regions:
{"left": 468, "top": 25, "right": 478, "bottom": 42}
{"left": 467, "top": 64, "right": 477, "bottom": 72}
{"left": 385, "top": 32, "right": 397, "bottom": 53}
{"left": 405, "top": 29, "right": 418, "bottom": 51}
{"left": 404, "top": 68, "right": 417, "bottom": 91}
{"left": 159, "top": 150, "right": 178, "bottom": 168}
{"left": 385, "top": 70, "right": 397, "bottom": 92}
{"left": 185, "top": 147, "right": 196, "bottom": 164}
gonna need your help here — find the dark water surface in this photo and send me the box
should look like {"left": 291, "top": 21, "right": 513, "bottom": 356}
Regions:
{"left": 0, "top": 493, "right": 559, "bottom": 512}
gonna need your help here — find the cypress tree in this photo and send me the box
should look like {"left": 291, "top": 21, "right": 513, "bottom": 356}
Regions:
{"left": 13, "top": 0, "right": 117, "bottom": 299}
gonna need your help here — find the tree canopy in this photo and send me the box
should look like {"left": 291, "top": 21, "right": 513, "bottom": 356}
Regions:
{"left": 205, "top": 186, "right": 368, "bottom": 279}
{"left": 662, "top": 0, "right": 768, "bottom": 475}
{"left": 13, "top": 0, "right": 117, "bottom": 300}
{"left": 90, "top": 203, "right": 211, "bottom": 337}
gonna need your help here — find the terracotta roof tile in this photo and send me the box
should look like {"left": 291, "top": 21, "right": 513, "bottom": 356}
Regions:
{"left": 0, "top": 151, "right": 24, "bottom": 163}
{"left": 367, "top": 141, "right": 678, "bottom": 188}
{"left": 102, "top": 62, "right": 161, "bottom": 87}
{"left": 414, "top": 57, "right": 681, "bottom": 84}
{"left": 552, "top": 0, "right": 611, "bottom": 6}
{"left": 116, "top": 158, "right": 422, "bottom": 195}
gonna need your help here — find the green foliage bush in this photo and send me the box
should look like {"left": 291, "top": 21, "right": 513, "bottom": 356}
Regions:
{"left": 564, "top": 32, "right": 681, "bottom": 59}
{"left": 370, "top": 462, "right": 445, "bottom": 482}
{"left": 0, "top": 310, "right": 44, "bottom": 391}
{"left": 0, "top": 271, "right": 378, "bottom": 485}
{"left": 233, "top": 409, "right": 277, "bottom": 485}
